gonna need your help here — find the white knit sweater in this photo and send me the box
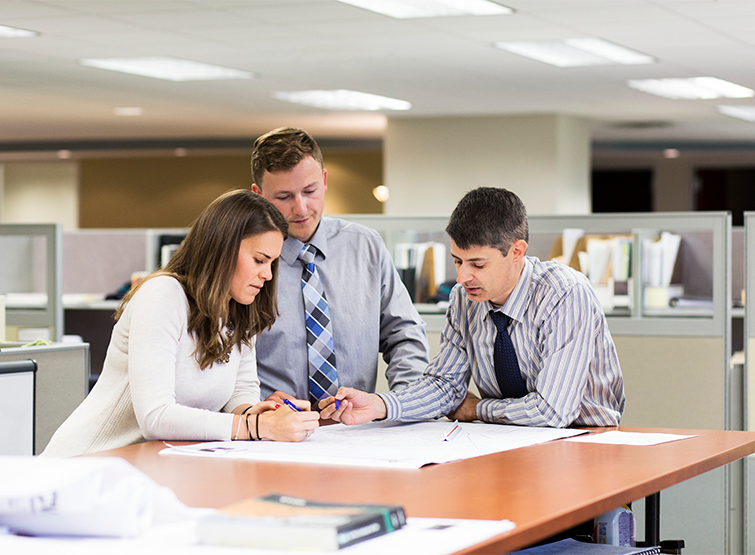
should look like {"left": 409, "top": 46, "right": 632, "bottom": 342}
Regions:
{"left": 43, "top": 276, "right": 260, "bottom": 457}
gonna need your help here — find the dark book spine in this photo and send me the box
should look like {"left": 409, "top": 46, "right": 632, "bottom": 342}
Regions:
{"left": 335, "top": 512, "right": 393, "bottom": 549}
{"left": 382, "top": 505, "right": 407, "bottom": 531}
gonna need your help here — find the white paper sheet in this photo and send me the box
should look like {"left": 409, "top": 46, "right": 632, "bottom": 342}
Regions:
{"left": 0, "top": 456, "right": 203, "bottom": 538}
{"left": 586, "top": 238, "right": 611, "bottom": 285}
{"left": 659, "top": 231, "right": 682, "bottom": 286}
{"left": 0, "top": 517, "right": 516, "bottom": 555}
{"left": 160, "top": 421, "right": 586, "bottom": 469}
{"left": 562, "top": 228, "right": 584, "bottom": 267}
{"left": 564, "top": 431, "right": 695, "bottom": 446}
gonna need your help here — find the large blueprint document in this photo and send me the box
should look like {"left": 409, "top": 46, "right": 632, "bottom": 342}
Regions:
{"left": 160, "top": 420, "right": 585, "bottom": 469}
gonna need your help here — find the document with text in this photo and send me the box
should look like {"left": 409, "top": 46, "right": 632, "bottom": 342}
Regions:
{"left": 160, "top": 421, "right": 586, "bottom": 469}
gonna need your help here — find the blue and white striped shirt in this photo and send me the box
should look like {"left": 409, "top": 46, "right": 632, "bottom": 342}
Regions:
{"left": 380, "top": 256, "right": 625, "bottom": 427}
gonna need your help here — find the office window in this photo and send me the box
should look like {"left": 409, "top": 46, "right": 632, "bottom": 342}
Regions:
{"left": 591, "top": 169, "right": 653, "bottom": 213}
{"left": 695, "top": 168, "right": 755, "bottom": 226}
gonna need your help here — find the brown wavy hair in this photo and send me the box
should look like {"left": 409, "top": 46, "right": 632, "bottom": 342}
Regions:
{"left": 116, "top": 189, "right": 288, "bottom": 370}
{"left": 251, "top": 127, "right": 323, "bottom": 187}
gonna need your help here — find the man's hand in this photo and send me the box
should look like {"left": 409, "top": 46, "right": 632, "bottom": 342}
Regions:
{"left": 318, "top": 387, "right": 387, "bottom": 425}
{"left": 265, "top": 391, "right": 296, "bottom": 406}
{"left": 445, "top": 391, "right": 481, "bottom": 422}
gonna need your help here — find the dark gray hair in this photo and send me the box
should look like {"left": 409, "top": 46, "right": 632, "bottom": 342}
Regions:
{"left": 446, "top": 187, "right": 528, "bottom": 256}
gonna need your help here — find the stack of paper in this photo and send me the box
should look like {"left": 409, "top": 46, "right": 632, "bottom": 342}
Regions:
{"left": 642, "top": 232, "right": 681, "bottom": 288}
{"left": 0, "top": 456, "right": 197, "bottom": 538}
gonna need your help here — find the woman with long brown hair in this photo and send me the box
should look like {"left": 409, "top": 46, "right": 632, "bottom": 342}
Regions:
{"left": 43, "top": 189, "right": 318, "bottom": 457}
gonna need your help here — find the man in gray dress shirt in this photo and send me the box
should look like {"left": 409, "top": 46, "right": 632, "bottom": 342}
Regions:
{"left": 251, "top": 127, "right": 429, "bottom": 406}
{"left": 320, "top": 187, "right": 625, "bottom": 428}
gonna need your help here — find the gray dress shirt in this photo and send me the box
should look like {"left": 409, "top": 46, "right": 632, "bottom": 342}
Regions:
{"left": 380, "top": 256, "right": 626, "bottom": 427}
{"left": 256, "top": 217, "right": 429, "bottom": 400}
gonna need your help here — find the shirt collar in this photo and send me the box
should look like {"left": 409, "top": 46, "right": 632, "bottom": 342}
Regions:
{"left": 280, "top": 218, "right": 329, "bottom": 267}
{"left": 488, "top": 256, "right": 533, "bottom": 324}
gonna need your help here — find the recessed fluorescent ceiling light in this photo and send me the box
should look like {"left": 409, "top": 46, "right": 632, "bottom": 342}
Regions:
{"left": 79, "top": 57, "right": 253, "bottom": 81}
{"left": 0, "top": 24, "right": 38, "bottom": 37}
{"left": 336, "top": 0, "right": 512, "bottom": 18}
{"left": 495, "top": 38, "right": 654, "bottom": 67}
{"left": 718, "top": 105, "right": 755, "bottom": 122}
{"left": 628, "top": 77, "right": 754, "bottom": 99}
{"left": 274, "top": 90, "right": 411, "bottom": 111}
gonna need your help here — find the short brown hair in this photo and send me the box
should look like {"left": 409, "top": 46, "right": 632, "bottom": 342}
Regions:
{"left": 117, "top": 189, "right": 288, "bottom": 370}
{"left": 251, "top": 127, "right": 323, "bottom": 187}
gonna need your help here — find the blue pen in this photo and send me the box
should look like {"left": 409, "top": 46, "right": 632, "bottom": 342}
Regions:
{"left": 283, "top": 398, "right": 303, "bottom": 412}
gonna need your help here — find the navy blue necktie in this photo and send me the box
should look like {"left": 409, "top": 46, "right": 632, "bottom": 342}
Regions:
{"left": 489, "top": 311, "right": 528, "bottom": 399}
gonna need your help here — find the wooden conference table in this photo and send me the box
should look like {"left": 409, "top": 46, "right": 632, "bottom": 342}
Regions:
{"left": 94, "top": 426, "right": 755, "bottom": 554}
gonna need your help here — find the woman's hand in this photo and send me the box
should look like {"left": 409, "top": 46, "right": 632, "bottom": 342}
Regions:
{"left": 257, "top": 402, "right": 319, "bottom": 442}
{"left": 246, "top": 400, "right": 280, "bottom": 414}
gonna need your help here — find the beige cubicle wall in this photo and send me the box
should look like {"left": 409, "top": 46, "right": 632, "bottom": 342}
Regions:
{"left": 616, "top": 334, "right": 734, "bottom": 555}
{"left": 615, "top": 335, "right": 726, "bottom": 429}
{"left": 0, "top": 342, "right": 89, "bottom": 454}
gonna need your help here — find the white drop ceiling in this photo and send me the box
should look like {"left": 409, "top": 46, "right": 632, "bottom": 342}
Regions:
{"left": 2, "top": 0, "right": 755, "bottom": 150}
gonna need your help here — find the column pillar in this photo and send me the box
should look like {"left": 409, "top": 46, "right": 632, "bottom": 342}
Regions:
{"left": 383, "top": 114, "right": 592, "bottom": 216}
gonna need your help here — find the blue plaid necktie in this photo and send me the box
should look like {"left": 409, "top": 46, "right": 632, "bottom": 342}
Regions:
{"left": 299, "top": 244, "right": 338, "bottom": 405}
{"left": 489, "top": 311, "right": 528, "bottom": 399}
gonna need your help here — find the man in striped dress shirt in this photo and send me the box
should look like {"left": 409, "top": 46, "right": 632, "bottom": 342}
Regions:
{"left": 320, "top": 187, "right": 625, "bottom": 428}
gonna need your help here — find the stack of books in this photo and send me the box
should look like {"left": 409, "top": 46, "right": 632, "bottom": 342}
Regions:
{"left": 197, "top": 493, "right": 406, "bottom": 551}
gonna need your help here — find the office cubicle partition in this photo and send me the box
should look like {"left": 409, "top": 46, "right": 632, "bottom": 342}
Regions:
{"left": 0, "top": 343, "right": 88, "bottom": 454}
{"left": 743, "top": 213, "right": 755, "bottom": 554}
{"left": 530, "top": 213, "right": 735, "bottom": 555}
{"left": 0, "top": 223, "right": 63, "bottom": 342}
{"left": 341, "top": 211, "right": 735, "bottom": 555}
{"left": 61, "top": 228, "right": 188, "bottom": 379}
{"left": 745, "top": 214, "right": 755, "bottom": 434}
{"left": 526, "top": 213, "right": 732, "bottom": 429}
{"left": 62, "top": 227, "right": 190, "bottom": 296}
{"left": 0, "top": 359, "right": 36, "bottom": 456}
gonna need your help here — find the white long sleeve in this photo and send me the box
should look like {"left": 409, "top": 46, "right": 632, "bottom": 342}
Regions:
{"left": 42, "top": 276, "right": 260, "bottom": 456}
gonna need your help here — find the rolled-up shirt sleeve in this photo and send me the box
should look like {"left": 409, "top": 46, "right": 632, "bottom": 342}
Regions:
{"left": 380, "top": 291, "right": 471, "bottom": 421}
